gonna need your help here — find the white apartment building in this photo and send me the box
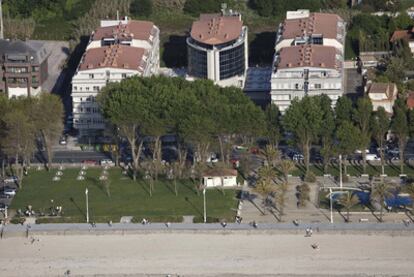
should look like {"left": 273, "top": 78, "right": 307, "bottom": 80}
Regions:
{"left": 187, "top": 12, "right": 248, "bottom": 88}
{"left": 271, "top": 10, "right": 346, "bottom": 112}
{"left": 71, "top": 18, "right": 159, "bottom": 137}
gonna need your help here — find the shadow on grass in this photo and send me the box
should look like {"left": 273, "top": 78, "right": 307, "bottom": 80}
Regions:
{"left": 69, "top": 197, "right": 86, "bottom": 221}
{"left": 184, "top": 196, "right": 203, "bottom": 217}
{"left": 85, "top": 176, "right": 106, "bottom": 197}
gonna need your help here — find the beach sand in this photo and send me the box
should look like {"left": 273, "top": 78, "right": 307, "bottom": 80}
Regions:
{"left": 0, "top": 232, "right": 413, "bottom": 276}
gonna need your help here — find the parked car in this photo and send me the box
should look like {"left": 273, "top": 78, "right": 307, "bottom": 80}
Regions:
{"left": 387, "top": 148, "right": 400, "bottom": 155}
{"left": 59, "top": 136, "right": 67, "bottom": 145}
{"left": 366, "top": 154, "right": 380, "bottom": 161}
{"left": 100, "top": 159, "right": 114, "bottom": 166}
{"left": 2, "top": 188, "right": 16, "bottom": 197}
{"left": 292, "top": 153, "right": 304, "bottom": 162}
{"left": 233, "top": 145, "right": 248, "bottom": 152}
{"left": 3, "top": 176, "right": 18, "bottom": 183}
{"left": 206, "top": 153, "right": 219, "bottom": 163}
{"left": 355, "top": 149, "right": 369, "bottom": 154}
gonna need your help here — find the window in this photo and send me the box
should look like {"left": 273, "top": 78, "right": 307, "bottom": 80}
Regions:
{"left": 295, "top": 83, "right": 299, "bottom": 89}
{"left": 73, "top": 86, "right": 77, "bottom": 91}
{"left": 93, "top": 86, "right": 99, "bottom": 91}
{"left": 122, "top": 73, "right": 127, "bottom": 78}
{"left": 89, "top": 74, "right": 94, "bottom": 79}
{"left": 86, "top": 87, "right": 90, "bottom": 91}
{"left": 315, "top": 84, "right": 322, "bottom": 89}
{"left": 86, "top": 108, "right": 91, "bottom": 113}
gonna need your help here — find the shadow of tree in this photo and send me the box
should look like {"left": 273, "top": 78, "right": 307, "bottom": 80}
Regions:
{"left": 249, "top": 31, "right": 276, "bottom": 66}
{"left": 162, "top": 35, "right": 188, "bottom": 68}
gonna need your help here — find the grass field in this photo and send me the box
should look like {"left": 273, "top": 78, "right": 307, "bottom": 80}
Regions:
{"left": 10, "top": 168, "right": 239, "bottom": 223}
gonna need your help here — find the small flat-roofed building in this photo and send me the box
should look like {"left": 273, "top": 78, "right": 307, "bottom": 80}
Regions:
{"left": 187, "top": 11, "right": 248, "bottom": 88}
{"left": 368, "top": 82, "right": 398, "bottom": 114}
{"left": 202, "top": 168, "right": 238, "bottom": 188}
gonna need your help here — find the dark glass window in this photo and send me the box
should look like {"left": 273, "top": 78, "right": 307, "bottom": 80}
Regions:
{"left": 219, "top": 43, "right": 245, "bottom": 80}
{"left": 188, "top": 46, "right": 207, "bottom": 78}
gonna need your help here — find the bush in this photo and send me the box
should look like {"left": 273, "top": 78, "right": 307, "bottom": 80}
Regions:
{"left": 35, "top": 216, "right": 121, "bottom": 224}
{"left": 131, "top": 215, "right": 183, "bottom": 223}
{"left": 10, "top": 217, "right": 25, "bottom": 225}
{"left": 304, "top": 171, "right": 316, "bottom": 183}
{"left": 130, "top": 0, "right": 153, "bottom": 17}
{"left": 297, "top": 183, "right": 310, "bottom": 207}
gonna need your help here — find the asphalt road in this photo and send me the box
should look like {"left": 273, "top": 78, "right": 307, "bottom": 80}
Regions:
{"left": 34, "top": 151, "right": 111, "bottom": 164}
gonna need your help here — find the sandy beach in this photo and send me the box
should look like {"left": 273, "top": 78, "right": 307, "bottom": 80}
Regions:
{"left": 0, "top": 231, "right": 413, "bottom": 276}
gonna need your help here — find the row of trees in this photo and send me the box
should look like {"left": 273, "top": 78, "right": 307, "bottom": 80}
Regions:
{"left": 0, "top": 94, "right": 64, "bottom": 186}
{"left": 98, "top": 76, "right": 266, "bottom": 181}
{"left": 279, "top": 94, "right": 414, "bottom": 180}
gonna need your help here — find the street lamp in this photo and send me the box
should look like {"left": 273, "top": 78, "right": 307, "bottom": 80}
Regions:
{"left": 85, "top": 187, "right": 89, "bottom": 223}
{"left": 203, "top": 188, "right": 207, "bottom": 223}
{"left": 339, "top": 154, "right": 343, "bottom": 189}
{"left": 329, "top": 188, "right": 333, "bottom": 224}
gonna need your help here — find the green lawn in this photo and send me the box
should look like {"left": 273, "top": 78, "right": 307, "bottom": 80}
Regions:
{"left": 10, "top": 168, "right": 239, "bottom": 223}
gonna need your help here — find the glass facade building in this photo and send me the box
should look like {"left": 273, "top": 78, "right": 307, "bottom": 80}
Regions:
{"left": 219, "top": 43, "right": 245, "bottom": 80}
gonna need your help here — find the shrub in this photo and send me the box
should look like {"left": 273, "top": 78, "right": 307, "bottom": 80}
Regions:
{"left": 304, "top": 171, "right": 316, "bottom": 183}
{"left": 297, "top": 183, "right": 311, "bottom": 207}
{"left": 131, "top": 215, "right": 183, "bottom": 223}
{"left": 130, "top": 0, "right": 153, "bottom": 16}
{"left": 10, "top": 217, "right": 25, "bottom": 225}
{"left": 193, "top": 216, "right": 220, "bottom": 223}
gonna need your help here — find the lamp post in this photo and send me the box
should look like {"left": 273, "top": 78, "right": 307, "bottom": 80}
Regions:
{"left": 329, "top": 188, "right": 333, "bottom": 224}
{"left": 203, "top": 188, "right": 207, "bottom": 223}
{"left": 85, "top": 187, "right": 89, "bottom": 223}
{"left": 339, "top": 154, "right": 343, "bottom": 189}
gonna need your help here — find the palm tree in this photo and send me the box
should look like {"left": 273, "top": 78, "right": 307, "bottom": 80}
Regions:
{"left": 279, "top": 160, "right": 295, "bottom": 182}
{"left": 337, "top": 192, "right": 360, "bottom": 222}
{"left": 371, "top": 183, "right": 393, "bottom": 222}
{"left": 257, "top": 165, "right": 276, "bottom": 185}
{"left": 275, "top": 182, "right": 289, "bottom": 219}
{"left": 253, "top": 179, "right": 277, "bottom": 215}
{"left": 260, "top": 145, "right": 279, "bottom": 168}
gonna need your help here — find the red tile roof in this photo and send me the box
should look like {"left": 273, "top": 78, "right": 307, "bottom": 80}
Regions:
{"left": 190, "top": 14, "right": 243, "bottom": 45}
{"left": 390, "top": 29, "right": 414, "bottom": 42}
{"left": 407, "top": 91, "right": 414, "bottom": 109}
{"left": 368, "top": 83, "right": 397, "bottom": 100}
{"left": 79, "top": 45, "right": 146, "bottom": 71}
{"left": 277, "top": 45, "right": 340, "bottom": 69}
{"left": 92, "top": 20, "right": 155, "bottom": 41}
{"left": 282, "top": 13, "right": 343, "bottom": 40}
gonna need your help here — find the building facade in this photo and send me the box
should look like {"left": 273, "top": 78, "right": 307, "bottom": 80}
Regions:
{"left": 270, "top": 10, "right": 346, "bottom": 112}
{"left": 0, "top": 39, "right": 49, "bottom": 98}
{"left": 367, "top": 82, "right": 397, "bottom": 114}
{"left": 187, "top": 12, "right": 248, "bottom": 88}
{"left": 71, "top": 18, "right": 159, "bottom": 137}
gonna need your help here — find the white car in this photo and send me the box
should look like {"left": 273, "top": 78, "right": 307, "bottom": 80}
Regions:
{"left": 100, "top": 159, "right": 114, "bottom": 166}
{"left": 355, "top": 149, "right": 369, "bottom": 154}
{"left": 366, "top": 154, "right": 380, "bottom": 161}
{"left": 3, "top": 176, "right": 18, "bottom": 183}
{"left": 2, "top": 188, "right": 16, "bottom": 197}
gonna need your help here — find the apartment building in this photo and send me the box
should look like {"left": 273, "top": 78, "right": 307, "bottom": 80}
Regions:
{"left": 0, "top": 39, "right": 49, "bottom": 98}
{"left": 71, "top": 18, "right": 159, "bottom": 137}
{"left": 271, "top": 10, "right": 346, "bottom": 112}
{"left": 187, "top": 11, "right": 248, "bottom": 88}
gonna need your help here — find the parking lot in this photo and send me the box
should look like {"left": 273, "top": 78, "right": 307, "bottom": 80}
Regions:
{"left": 0, "top": 177, "right": 19, "bottom": 218}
